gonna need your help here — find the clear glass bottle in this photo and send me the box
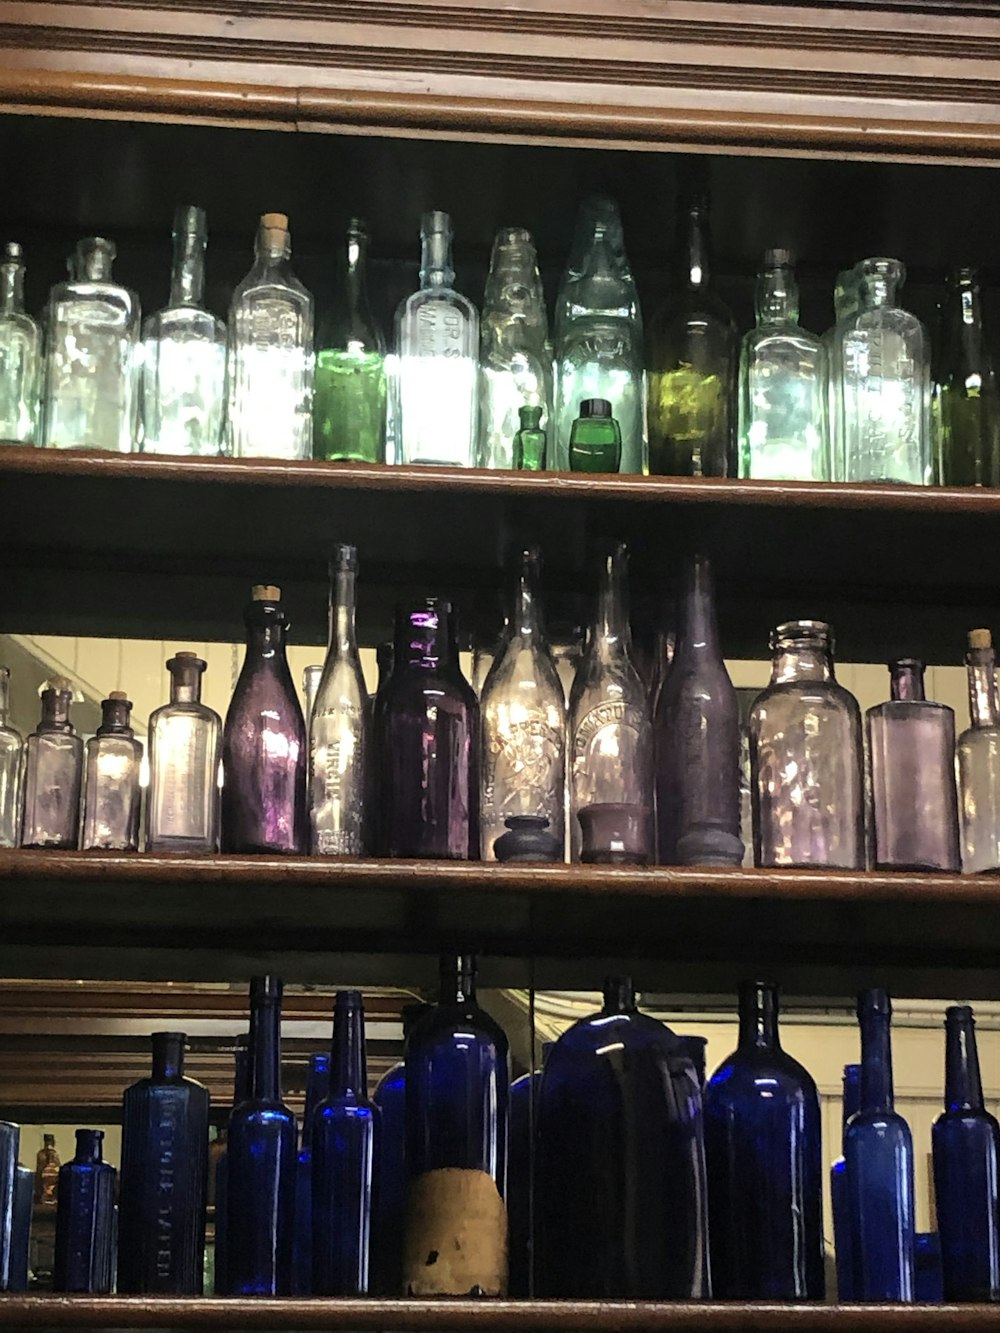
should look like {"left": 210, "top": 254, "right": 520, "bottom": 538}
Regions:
{"left": 480, "top": 548, "right": 566, "bottom": 860}
{"left": 20, "top": 678, "right": 84, "bottom": 850}
{"left": 513, "top": 404, "right": 546, "bottom": 471}
{"left": 478, "top": 226, "right": 553, "bottom": 470}
{"left": 824, "top": 266, "right": 860, "bottom": 482}
{"left": 42, "top": 236, "right": 140, "bottom": 452}
{"left": 34, "top": 1132, "right": 60, "bottom": 1207}
{"left": 53, "top": 1129, "right": 116, "bottom": 1294}
{"left": 313, "top": 218, "right": 387, "bottom": 464}
{"left": 738, "top": 249, "right": 828, "bottom": 481}
{"left": 0, "top": 666, "right": 23, "bottom": 848}
{"left": 839, "top": 257, "right": 931, "bottom": 485}
{"left": 958, "top": 628, "right": 1000, "bottom": 873}
{"left": 227, "top": 212, "right": 314, "bottom": 460}
{"left": 146, "top": 651, "right": 222, "bottom": 854}
{"left": 80, "top": 690, "right": 143, "bottom": 852}
{"left": 933, "top": 267, "right": 1000, "bottom": 487}
{"left": 866, "top": 658, "right": 961, "bottom": 872}
{"left": 568, "top": 397, "right": 622, "bottom": 472}
{"left": 394, "top": 210, "right": 478, "bottom": 467}
{"left": 749, "top": 621, "right": 865, "bottom": 868}
{"left": 831, "top": 1063, "right": 861, "bottom": 1302}
{"left": 554, "top": 196, "right": 644, "bottom": 473}
{"left": 141, "top": 205, "right": 226, "bottom": 457}
{"left": 0, "top": 242, "right": 40, "bottom": 444}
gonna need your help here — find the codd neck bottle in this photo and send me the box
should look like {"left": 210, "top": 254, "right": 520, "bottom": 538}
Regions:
{"left": 513, "top": 403, "right": 546, "bottom": 470}
{"left": 933, "top": 267, "right": 1000, "bottom": 487}
{"left": 832, "top": 1062, "right": 861, "bottom": 1301}
{"left": 21, "top": 678, "right": 83, "bottom": 850}
{"left": 0, "top": 1122, "right": 18, "bottom": 1292}
{"left": 0, "top": 242, "right": 40, "bottom": 444}
{"left": 314, "top": 219, "right": 386, "bottom": 463}
{"left": 704, "top": 981, "right": 824, "bottom": 1300}
{"left": 213, "top": 1033, "right": 250, "bottom": 1297}
{"left": 648, "top": 195, "right": 737, "bottom": 478}
{"left": 738, "top": 249, "right": 828, "bottom": 481}
{"left": 568, "top": 397, "right": 622, "bottom": 472}
{"left": 958, "top": 628, "right": 1000, "bottom": 872}
{"left": 118, "top": 1031, "right": 210, "bottom": 1294}
{"left": 395, "top": 211, "right": 478, "bottom": 466}
{"left": 480, "top": 548, "right": 565, "bottom": 860}
{"left": 53, "top": 1129, "right": 115, "bottom": 1294}
{"left": 0, "top": 666, "right": 22, "bottom": 848}
{"left": 81, "top": 691, "right": 143, "bottom": 851}
{"left": 147, "top": 652, "right": 221, "bottom": 854}
{"left": 867, "top": 658, "right": 960, "bottom": 871}
{"left": 846, "top": 988, "right": 915, "bottom": 1302}
{"left": 569, "top": 544, "right": 652, "bottom": 863}
{"left": 227, "top": 976, "right": 297, "bottom": 1296}
{"left": 222, "top": 585, "right": 308, "bottom": 854}
{"left": 933, "top": 1005, "right": 1000, "bottom": 1302}
{"left": 655, "top": 553, "right": 742, "bottom": 866}
{"left": 291, "top": 1052, "right": 329, "bottom": 1295}
{"left": 34, "top": 1132, "right": 60, "bottom": 1207}
{"left": 554, "top": 196, "right": 644, "bottom": 473}
{"left": 403, "top": 955, "right": 509, "bottom": 1296}
{"left": 749, "top": 621, "right": 864, "bottom": 868}
{"left": 227, "top": 212, "right": 314, "bottom": 460}
{"left": 825, "top": 266, "right": 860, "bottom": 482}
{"left": 479, "top": 226, "right": 552, "bottom": 470}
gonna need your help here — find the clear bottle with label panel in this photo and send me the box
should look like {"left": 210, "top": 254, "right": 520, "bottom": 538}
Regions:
{"left": 146, "top": 652, "right": 222, "bottom": 853}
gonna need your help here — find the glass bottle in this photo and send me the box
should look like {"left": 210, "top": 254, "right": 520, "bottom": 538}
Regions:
{"left": 703, "top": 981, "right": 824, "bottom": 1300}
{"left": 569, "top": 544, "right": 653, "bottom": 863}
{"left": 227, "top": 212, "right": 314, "bottom": 460}
{"left": 839, "top": 257, "right": 931, "bottom": 485}
{"left": 42, "top": 236, "right": 140, "bottom": 452}
{"left": 480, "top": 548, "right": 566, "bottom": 860}
{"left": 536, "top": 976, "right": 709, "bottom": 1299}
{"left": 655, "top": 553, "right": 743, "bottom": 866}
{"left": 0, "top": 241, "right": 40, "bottom": 444}
{"left": 933, "top": 267, "right": 1000, "bottom": 487}
{"left": 509, "top": 1041, "right": 552, "bottom": 1298}
{"left": 554, "top": 196, "right": 644, "bottom": 473}
{"left": 825, "top": 266, "right": 860, "bottom": 482}
{"left": 80, "top": 691, "right": 143, "bottom": 852}
{"left": 404, "top": 955, "right": 509, "bottom": 1297}
{"left": 313, "top": 218, "right": 387, "bottom": 464}
{"left": 53, "top": 1129, "right": 116, "bottom": 1294}
{"left": 9, "top": 1163, "right": 31, "bottom": 1292}
{"left": 933, "top": 1005, "right": 1000, "bottom": 1302}
{"left": 146, "top": 652, "right": 222, "bottom": 854}
{"left": 117, "top": 1031, "right": 210, "bottom": 1294}
{"left": 291, "top": 1052, "right": 329, "bottom": 1296}
{"left": 958, "top": 628, "right": 1000, "bottom": 872}
{"left": 845, "top": 988, "right": 915, "bottom": 1302}
{"left": 227, "top": 976, "right": 297, "bottom": 1296}
{"left": 867, "top": 658, "right": 961, "bottom": 872}
{"left": 0, "top": 667, "right": 23, "bottom": 848}
{"left": 831, "top": 1062, "right": 861, "bottom": 1301}
{"left": 493, "top": 813, "right": 562, "bottom": 862}
{"left": 312, "top": 991, "right": 378, "bottom": 1296}
{"left": 34, "top": 1132, "right": 60, "bottom": 1207}
{"left": 513, "top": 403, "right": 546, "bottom": 471}
{"left": 738, "top": 249, "right": 828, "bottom": 481}
{"left": 222, "top": 585, "right": 308, "bottom": 855}
{"left": 679, "top": 1034, "right": 708, "bottom": 1089}
{"left": 394, "top": 210, "right": 478, "bottom": 467}
{"left": 648, "top": 195, "right": 737, "bottom": 478}
{"left": 213, "top": 1033, "right": 250, "bottom": 1297}
{"left": 568, "top": 397, "right": 622, "bottom": 472}
{"left": 0, "top": 1121, "right": 17, "bottom": 1293}
{"left": 749, "top": 621, "right": 865, "bottom": 868}
{"left": 20, "top": 678, "right": 83, "bottom": 850}
{"left": 380, "top": 599, "right": 479, "bottom": 859}
{"left": 478, "top": 226, "right": 553, "bottom": 470}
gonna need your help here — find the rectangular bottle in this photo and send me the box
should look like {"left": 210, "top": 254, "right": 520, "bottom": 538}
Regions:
{"left": 146, "top": 652, "right": 222, "bottom": 854}
{"left": 0, "top": 241, "right": 41, "bottom": 444}
{"left": 81, "top": 691, "right": 143, "bottom": 851}
{"left": 0, "top": 666, "right": 23, "bottom": 848}
{"left": 20, "top": 677, "right": 83, "bottom": 850}
{"left": 958, "top": 628, "right": 1000, "bottom": 872}
{"left": 53, "top": 1129, "right": 116, "bottom": 1294}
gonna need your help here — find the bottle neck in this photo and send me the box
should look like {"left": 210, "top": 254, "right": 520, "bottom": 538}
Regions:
{"left": 301, "top": 1054, "right": 330, "bottom": 1148}
{"left": 98, "top": 698, "right": 133, "bottom": 736}
{"left": 232, "top": 1039, "right": 251, "bottom": 1105}
{"left": 967, "top": 648, "right": 1000, "bottom": 728}
{"left": 737, "top": 982, "right": 781, "bottom": 1050}
{"left": 757, "top": 265, "right": 798, "bottom": 326}
{"left": 594, "top": 547, "right": 632, "bottom": 658}
{"left": 676, "top": 555, "right": 722, "bottom": 660}
{"left": 842, "top": 1064, "right": 862, "bottom": 1129}
{"left": 860, "top": 270, "right": 898, "bottom": 311}
{"left": 680, "top": 206, "right": 711, "bottom": 289}
{"left": 75, "top": 1131, "right": 103, "bottom": 1165}
{"left": 255, "top": 226, "right": 291, "bottom": 271}
{"left": 0, "top": 261, "right": 24, "bottom": 314}
{"left": 395, "top": 605, "right": 455, "bottom": 671}
{"left": 330, "top": 566, "right": 358, "bottom": 656}
{"left": 151, "top": 1032, "right": 185, "bottom": 1080}
{"left": 771, "top": 635, "right": 834, "bottom": 684}
{"left": 420, "top": 224, "right": 455, "bottom": 290}
{"left": 512, "top": 555, "right": 544, "bottom": 643}
{"left": 344, "top": 229, "right": 371, "bottom": 314}
{"left": 440, "top": 955, "right": 477, "bottom": 1005}
{"left": 945, "top": 1008, "right": 985, "bottom": 1112}
{"left": 890, "top": 661, "right": 925, "bottom": 702}
{"left": 168, "top": 662, "right": 204, "bottom": 706}
{"left": 330, "top": 992, "right": 367, "bottom": 1098}
{"left": 39, "top": 691, "right": 73, "bottom": 732}
{"left": 245, "top": 603, "right": 289, "bottom": 664}
{"left": 602, "top": 976, "right": 636, "bottom": 1015}
{"left": 0, "top": 671, "right": 10, "bottom": 727}
{"left": 250, "top": 991, "right": 282, "bottom": 1102}
{"left": 169, "top": 227, "right": 206, "bottom": 307}
{"left": 859, "top": 999, "right": 895, "bottom": 1113}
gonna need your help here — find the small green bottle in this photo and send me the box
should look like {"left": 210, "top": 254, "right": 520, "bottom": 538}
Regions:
{"left": 568, "top": 398, "right": 621, "bottom": 473}
{"left": 513, "top": 404, "right": 546, "bottom": 471}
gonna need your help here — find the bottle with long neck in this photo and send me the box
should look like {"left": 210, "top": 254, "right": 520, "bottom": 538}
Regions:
{"left": 81, "top": 691, "right": 143, "bottom": 851}
{"left": 957, "top": 628, "right": 1000, "bottom": 872}
{"left": 20, "top": 678, "right": 84, "bottom": 850}
{"left": 0, "top": 241, "right": 40, "bottom": 444}
{"left": 213, "top": 1033, "right": 250, "bottom": 1296}
{"left": 933, "top": 266, "right": 1000, "bottom": 487}
{"left": 53, "top": 1129, "right": 116, "bottom": 1294}
{"left": 291, "top": 1052, "right": 330, "bottom": 1295}
{"left": 146, "top": 651, "right": 222, "bottom": 853}
{"left": 831, "top": 1063, "right": 861, "bottom": 1301}
{"left": 0, "top": 667, "right": 22, "bottom": 848}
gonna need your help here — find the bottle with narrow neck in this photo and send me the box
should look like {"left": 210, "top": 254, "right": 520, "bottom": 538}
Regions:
{"left": 0, "top": 666, "right": 22, "bottom": 848}
{"left": 20, "top": 678, "right": 84, "bottom": 850}
{"left": 291, "top": 1052, "right": 330, "bottom": 1295}
{"left": 832, "top": 1063, "right": 861, "bottom": 1300}
{"left": 0, "top": 241, "right": 41, "bottom": 444}
{"left": 933, "top": 267, "right": 1000, "bottom": 487}
{"left": 81, "top": 691, "right": 143, "bottom": 851}
{"left": 147, "top": 651, "right": 222, "bottom": 853}
{"left": 53, "top": 1129, "right": 116, "bottom": 1293}
{"left": 958, "top": 628, "right": 1000, "bottom": 872}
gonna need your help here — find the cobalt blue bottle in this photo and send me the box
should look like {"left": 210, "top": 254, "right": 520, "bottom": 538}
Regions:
{"left": 678, "top": 1034, "right": 708, "bottom": 1089}
{"left": 9, "top": 1164, "right": 32, "bottom": 1291}
{"left": 117, "top": 1031, "right": 210, "bottom": 1294}
{"left": 226, "top": 976, "right": 297, "bottom": 1296}
{"left": 845, "top": 988, "right": 915, "bottom": 1302}
{"left": 213, "top": 1032, "right": 249, "bottom": 1296}
{"left": 508, "top": 1042, "right": 552, "bottom": 1297}
{"left": 933, "top": 1004, "right": 1000, "bottom": 1302}
{"left": 0, "top": 1121, "right": 19, "bottom": 1291}
{"left": 312, "top": 991, "right": 378, "bottom": 1295}
{"left": 291, "top": 1052, "right": 330, "bottom": 1295}
{"left": 53, "top": 1129, "right": 116, "bottom": 1293}
{"left": 831, "top": 1062, "right": 861, "bottom": 1301}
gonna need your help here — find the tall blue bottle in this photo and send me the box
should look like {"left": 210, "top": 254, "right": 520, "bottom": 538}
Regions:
{"left": 312, "top": 991, "right": 378, "bottom": 1295}
{"left": 537, "top": 977, "right": 709, "bottom": 1299}
{"left": 53, "top": 1129, "right": 116, "bottom": 1294}
{"left": 9, "top": 1164, "right": 32, "bottom": 1292}
{"left": 845, "top": 988, "right": 915, "bottom": 1302}
{"left": 0, "top": 1121, "right": 19, "bottom": 1292}
{"left": 403, "top": 955, "right": 509, "bottom": 1297}
{"left": 933, "top": 1004, "right": 1000, "bottom": 1302}
{"left": 213, "top": 1033, "right": 249, "bottom": 1296}
{"left": 226, "top": 976, "right": 297, "bottom": 1296}
{"left": 508, "top": 1042, "right": 552, "bottom": 1298}
{"left": 831, "top": 1062, "right": 861, "bottom": 1301}
{"left": 291, "top": 1052, "right": 330, "bottom": 1295}
{"left": 118, "top": 1031, "right": 210, "bottom": 1294}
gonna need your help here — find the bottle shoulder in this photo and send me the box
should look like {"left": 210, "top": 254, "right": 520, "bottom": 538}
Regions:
{"left": 742, "top": 323, "right": 825, "bottom": 362}
{"left": 398, "top": 284, "right": 479, "bottom": 321}
{"left": 933, "top": 1105, "right": 1000, "bottom": 1134}
{"left": 0, "top": 309, "right": 40, "bottom": 339}
{"left": 751, "top": 677, "right": 861, "bottom": 718}
{"left": 481, "top": 640, "right": 566, "bottom": 709}
{"left": 705, "top": 1044, "right": 818, "bottom": 1101}
{"left": 866, "top": 699, "right": 955, "bottom": 724}
{"left": 144, "top": 303, "right": 226, "bottom": 343}
{"left": 845, "top": 1107, "right": 913, "bottom": 1141}
{"left": 408, "top": 1002, "right": 510, "bottom": 1059}
{"left": 149, "top": 699, "right": 222, "bottom": 730}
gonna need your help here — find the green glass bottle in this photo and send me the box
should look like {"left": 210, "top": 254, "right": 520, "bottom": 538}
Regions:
{"left": 513, "top": 404, "right": 546, "bottom": 471}
{"left": 933, "top": 267, "right": 1000, "bottom": 487}
{"left": 569, "top": 398, "right": 621, "bottom": 473}
{"left": 313, "top": 219, "right": 387, "bottom": 463}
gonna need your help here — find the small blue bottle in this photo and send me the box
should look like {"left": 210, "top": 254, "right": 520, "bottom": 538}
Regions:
{"left": 213, "top": 1032, "right": 249, "bottom": 1297}
{"left": 291, "top": 1052, "right": 330, "bottom": 1295}
{"left": 932, "top": 1004, "right": 1000, "bottom": 1302}
{"left": 9, "top": 1164, "right": 32, "bottom": 1291}
{"left": 312, "top": 991, "right": 378, "bottom": 1295}
{"left": 53, "top": 1129, "right": 116, "bottom": 1293}
{"left": 845, "top": 988, "right": 915, "bottom": 1302}
{"left": 226, "top": 976, "right": 297, "bottom": 1296}
{"left": 0, "top": 1121, "right": 18, "bottom": 1292}
{"left": 509, "top": 1042, "right": 553, "bottom": 1298}
{"left": 831, "top": 1062, "right": 861, "bottom": 1301}
{"left": 915, "top": 1231, "right": 944, "bottom": 1303}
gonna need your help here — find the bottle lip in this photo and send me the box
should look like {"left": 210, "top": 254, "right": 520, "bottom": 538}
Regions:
{"left": 857, "top": 987, "right": 892, "bottom": 1019}
{"left": 151, "top": 1030, "right": 187, "bottom": 1044}
{"left": 334, "top": 988, "right": 364, "bottom": 1010}
{"left": 771, "top": 619, "right": 832, "bottom": 650}
{"left": 421, "top": 208, "right": 451, "bottom": 236}
{"left": 3, "top": 241, "right": 22, "bottom": 264}
{"left": 763, "top": 247, "right": 794, "bottom": 268}
{"left": 168, "top": 650, "right": 207, "bottom": 673}
{"left": 580, "top": 398, "right": 612, "bottom": 419}
{"left": 945, "top": 1004, "right": 975, "bottom": 1024}
{"left": 331, "top": 543, "right": 358, "bottom": 574}
{"left": 250, "top": 975, "right": 283, "bottom": 1003}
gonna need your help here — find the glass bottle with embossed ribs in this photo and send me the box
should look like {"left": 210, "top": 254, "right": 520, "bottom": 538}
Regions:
{"left": 0, "top": 667, "right": 22, "bottom": 848}
{"left": 933, "top": 267, "right": 1000, "bottom": 487}
{"left": 21, "top": 678, "right": 83, "bottom": 850}
{"left": 146, "top": 651, "right": 222, "bottom": 854}
{"left": 958, "top": 629, "right": 1000, "bottom": 873}
{"left": 81, "top": 691, "right": 143, "bottom": 851}
{"left": 0, "top": 242, "right": 40, "bottom": 443}
{"left": 53, "top": 1130, "right": 115, "bottom": 1294}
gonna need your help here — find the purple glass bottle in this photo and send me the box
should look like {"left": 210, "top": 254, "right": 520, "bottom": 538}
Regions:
{"left": 222, "top": 585, "right": 308, "bottom": 854}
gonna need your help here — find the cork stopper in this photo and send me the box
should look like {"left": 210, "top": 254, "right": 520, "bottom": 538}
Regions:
{"left": 969, "top": 628, "right": 993, "bottom": 650}
{"left": 48, "top": 675, "right": 72, "bottom": 691}
{"left": 259, "top": 212, "right": 289, "bottom": 253}
{"left": 261, "top": 212, "right": 288, "bottom": 231}
{"left": 173, "top": 651, "right": 200, "bottom": 661}
{"left": 252, "top": 584, "right": 281, "bottom": 602}
{"left": 108, "top": 690, "right": 128, "bottom": 701}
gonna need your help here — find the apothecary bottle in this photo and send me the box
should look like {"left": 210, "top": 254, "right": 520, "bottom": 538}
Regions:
{"left": 568, "top": 397, "right": 622, "bottom": 472}
{"left": 146, "top": 651, "right": 222, "bottom": 854}
{"left": 866, "top": 658, "right": 960, "bottom": 871}
{"left": 227, "top": 212, "right": 314, "bottom": 460}
{"left": 958, "top": 628, "right": 1000, "bottom": 872}
{"left": 749, "top": 621, "right": 864, "bottom": 868}
{"left": 933, "top": 267, "right": 1000, "bottom": 487}
{"left": 480, "top": 548, "right": 566, "bottom": 860}
{"left": 395, "top": 210, "right": 478, "bottom": 466}
{"left": 21, "top": 678, "right": 83, "bottom": 850}
{"left": 292, "top": 1052, "right": 329, "bottom": 1295}
{"left": 513, "top": 404, "right": 546, "bottom": 470}
{"left": 0, "top": 242, "right": 40, "bottom": 443}
{"left": 42, "top": 236, "right": 140, "bottom": 452}
{"left": 81, "top": 691, "right": 143, "bottom": 852}
{"left": 34, "top": 1132, "right": 60, "bottom": 1207}
{"left": 0, "top": 667, "right": 22, "bottom": 848}
{"left": 53, "top": 1129, "right": 116, "bottom": 1294}
{"left": 832, "top": 1063, "right": 861, "bottom": 1301}
{"left": 313, "top": 218, "right": 386, "bottom": 463}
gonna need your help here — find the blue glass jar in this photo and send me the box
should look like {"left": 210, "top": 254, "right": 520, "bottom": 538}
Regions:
{"left": 508, "top": 1043, "right": 552, "bottom": 1298}
{"left": 291, "top": 1052, "right": 330, "bottom": 1295}
{"left": 213, "top": 1032, "right": 249, "bottom": 1296}
{"left": 536, "top": 977, "right": 709, "bottom": 1299}
{"left": 53, "top": 1129, "right": 116, "bottom": 1293}
{"left": 0, "top": 1121, "right": 19, "bottom": 1291}
{"left": 831, "top": 1062, "right": 861, "bottom": 1301}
